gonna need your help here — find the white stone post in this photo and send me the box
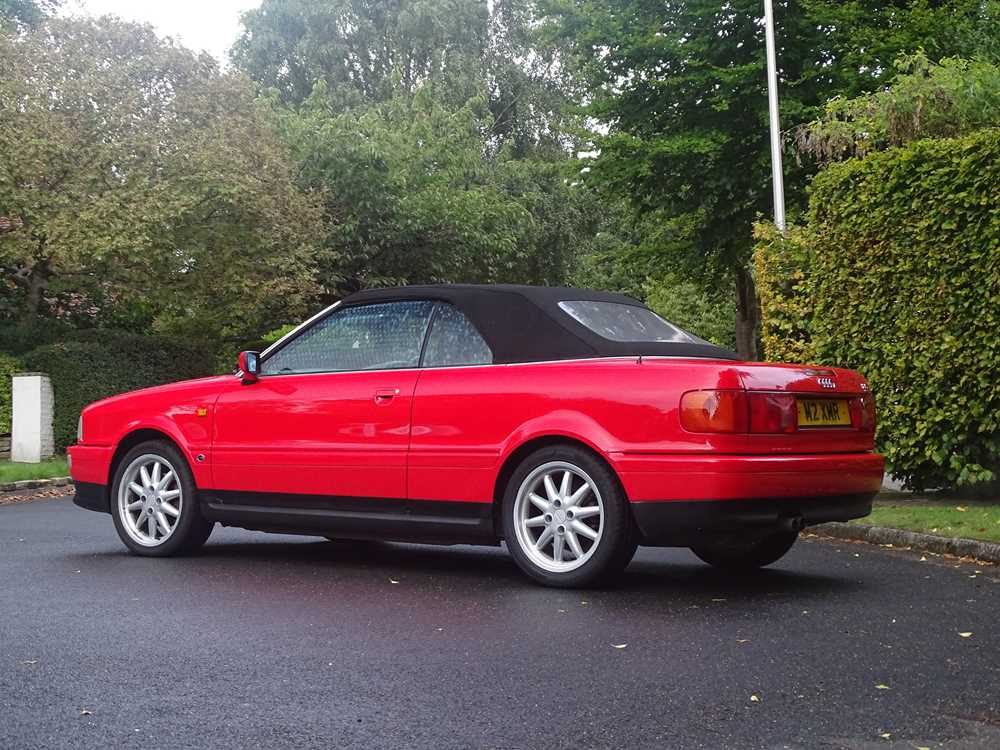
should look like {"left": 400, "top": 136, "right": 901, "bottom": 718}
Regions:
{"left": 11, "top": 373, "right": 54, "bottom": 463}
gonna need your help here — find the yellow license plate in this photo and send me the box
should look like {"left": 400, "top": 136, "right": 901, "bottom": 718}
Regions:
{"left": 797, "top": 398, "right": 851, "bottom": 427}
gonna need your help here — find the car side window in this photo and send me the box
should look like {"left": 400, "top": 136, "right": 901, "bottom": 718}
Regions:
{"left": 262, "top": 301, "right": 434, "bottom": 375}
{"left": 422, "top": 304, "right": 493, "bottom": 368}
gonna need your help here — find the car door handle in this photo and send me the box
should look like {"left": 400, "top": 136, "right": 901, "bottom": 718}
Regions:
{"left": 374, "top": 388, "right": 399, "bottom": 404}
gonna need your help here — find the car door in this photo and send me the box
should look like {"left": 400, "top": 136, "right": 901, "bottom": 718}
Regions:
{"left": 211, "top": 300, "right": 435, "bottom": 501}
{"left": 408, "top": 303, "right": 501, "bottom": 503}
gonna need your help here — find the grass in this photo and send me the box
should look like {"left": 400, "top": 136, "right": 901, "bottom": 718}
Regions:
{"left": 0, "top": 457, "right": 69, "bottom": 484}
{"left": 852, "top": 503, "right": 1000, "bottom": 543}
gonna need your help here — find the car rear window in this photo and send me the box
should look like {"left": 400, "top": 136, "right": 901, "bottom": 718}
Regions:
{"left": 558, "top": 300, "right": 705, "bottom": 344}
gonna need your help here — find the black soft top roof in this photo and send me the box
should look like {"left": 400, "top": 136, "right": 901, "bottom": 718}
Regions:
{"left": 342, "top": 284, "right": 737, "bottom": 364}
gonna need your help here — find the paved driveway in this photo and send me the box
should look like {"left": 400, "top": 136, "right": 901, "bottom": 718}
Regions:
{"left": 1, "top": 497, "right": 998, "bottom": 749}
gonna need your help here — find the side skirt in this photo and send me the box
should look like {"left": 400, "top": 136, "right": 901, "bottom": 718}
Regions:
{"left": 199, "top": 490, "right": 498, "bottom": 546}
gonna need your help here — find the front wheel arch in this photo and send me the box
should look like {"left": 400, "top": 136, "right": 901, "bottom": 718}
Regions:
{"left": 108, "top": 428, "right": 190, "bottom": 489}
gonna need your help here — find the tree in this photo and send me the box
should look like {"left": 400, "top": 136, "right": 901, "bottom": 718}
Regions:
{"left": 233, "top": 0, "right": 577, "bottom": 158}
{"left": 233, "top": 0, "right": 604, "bottom": 299}
{"left": 231, "top": 0, "right": 489, "bottom": 108}
{"left": 796, "top": 52, "right": 1000, "bottom": 162}
{"left": 273, "top": 83, "right": 604, "bottom": 297}
{"left": 0, "top": 0, "right": 58, "bottom": 28}
{"left": 0, "top": 17, "right": 326, "bottom": 341}
{"left": 542, "top": 0, "right": 1000, "bottom": 358}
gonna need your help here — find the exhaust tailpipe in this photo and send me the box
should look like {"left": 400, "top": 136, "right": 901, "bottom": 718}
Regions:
{"left": 779, "top": 515, "right": 805, "bottom": 533}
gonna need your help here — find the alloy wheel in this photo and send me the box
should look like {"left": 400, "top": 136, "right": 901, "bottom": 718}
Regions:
{"left": 117, "top": 454, "right": 183, "bottom": 547}
{"left": 512, "top": 461, "right": 605, "bottom": 573}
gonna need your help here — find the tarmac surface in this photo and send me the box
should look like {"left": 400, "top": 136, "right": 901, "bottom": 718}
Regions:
{"left": 1, "top": 495, "right": 998, "bottom": 749}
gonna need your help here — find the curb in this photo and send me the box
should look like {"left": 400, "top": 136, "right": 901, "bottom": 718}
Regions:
{"left": 811, "top": 522, "right": 1000, "bottom": 564}
{"left": 0, "top": 476, "right": 73, "bottom": 493}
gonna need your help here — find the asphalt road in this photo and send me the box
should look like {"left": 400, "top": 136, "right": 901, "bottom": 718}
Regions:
{"left": 1, "top": 496, "right": 998, "bottom": 750}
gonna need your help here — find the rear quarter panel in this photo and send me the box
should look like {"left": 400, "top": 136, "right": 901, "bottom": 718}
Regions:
{"left": 407, "top": 358, "right": 748, "bottom": 502}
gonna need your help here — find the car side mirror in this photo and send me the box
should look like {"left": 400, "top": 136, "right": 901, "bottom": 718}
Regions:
{"left": 238, "top": 350, "right": 260, "bottom": 384}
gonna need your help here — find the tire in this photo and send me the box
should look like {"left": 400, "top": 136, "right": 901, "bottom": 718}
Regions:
{"left": 690, "top": 531, "right": 798, "bottom": 571}
{"left": 110, "top": 440, "right": 213, "bottom": 557}
{"left": 501, "top": 444, "right": 637, "bottom": 588}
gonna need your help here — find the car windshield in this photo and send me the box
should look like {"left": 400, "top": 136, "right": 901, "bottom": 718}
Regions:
{"left": 558, "top": 300, "right": 707, "bottom": 344}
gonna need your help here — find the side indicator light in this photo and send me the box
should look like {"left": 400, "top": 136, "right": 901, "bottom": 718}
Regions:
{"left": 196, "top": 406, "right": 209, "bottom": 418}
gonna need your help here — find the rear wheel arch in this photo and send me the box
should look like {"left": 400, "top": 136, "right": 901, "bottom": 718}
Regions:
{"left": 492, "top": 435, "right": 628, "bottom": 534}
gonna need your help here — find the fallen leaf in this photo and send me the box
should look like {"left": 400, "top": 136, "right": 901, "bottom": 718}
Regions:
{"left": 389, "top": 579, "right": 399, "bottom": 584}
{"left": 557, "top": 609, "right": 567, "bottom": 613}
{"left": 879, "top": 732, "right": 891, "bottom": 739}
{"left": 78, "top": 709, "right": 92, "bottom": 717}
{"left": 711, "top": 598, "right": 727, "bottom": 602}
{"left": 19, "top": 659, "right": 38, "bottom": 666}
{"left": 737, "top": 639, "right": 750, "bottom": 644}
{"left": 580, "top": 601, "right": 589, "bottom": 605}
{"left": 956, "top": 506, "right": 968, "bottom": 512}
{"left": 958, "top": 632, "right": 973, "bottom": 638}
{"left": 611, "top": 643, "right": 627, "bottom": 649}
{"left": 750, "top": 694, "right": 761, "bottom": 703}
{"left": 919, "top": 556, "right": 928, "bottom": 561}
{"left": 875, "top": 684, "right": 891, "bottom": 690}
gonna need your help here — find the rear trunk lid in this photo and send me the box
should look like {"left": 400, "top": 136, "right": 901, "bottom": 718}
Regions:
{"left": 735, "top": 363, "right": 875, "bottom": 455}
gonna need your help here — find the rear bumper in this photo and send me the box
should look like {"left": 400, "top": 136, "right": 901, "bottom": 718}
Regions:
{"left": 614, "top": 451, "right": 883, "bottom": 546}
{"left": 631, "top": 494, "right": 873, "bottom": 546}
{"left": 614, "top": 451, "right": 885, "bottom": 502}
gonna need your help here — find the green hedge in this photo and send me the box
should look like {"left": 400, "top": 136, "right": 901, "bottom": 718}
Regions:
{"left": 755, "top": 128, "right": 1000, "bottom": 490}
{"left": 0, "top": 352, "right": 22, "bottom": 434}
{"left": 753, "top": 222, "right": 817, "bottom": 365}
{"left": 21, "top": 332, "right": 216, "bottom": 450}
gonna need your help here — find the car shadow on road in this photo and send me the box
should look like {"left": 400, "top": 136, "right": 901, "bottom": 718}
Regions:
{"left": 111, "top": 534, "right": 864, "bottom": 602}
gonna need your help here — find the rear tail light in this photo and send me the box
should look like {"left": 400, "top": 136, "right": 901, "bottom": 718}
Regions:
{"left": 858, "top": 394, "right": 876, "bottom": 432}
{"left": 681, "top": 390, "right": 865, "bottom": 434}
{"left": 679, "top": 390, "right": 748, "bottom": 433}
{"left": 748, "top": 393, "right": 797, "bottom": 434}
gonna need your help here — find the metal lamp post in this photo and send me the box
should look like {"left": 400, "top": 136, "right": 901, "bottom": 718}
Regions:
{"left": 764, "top": 0, "right": 786, "bottom": 231}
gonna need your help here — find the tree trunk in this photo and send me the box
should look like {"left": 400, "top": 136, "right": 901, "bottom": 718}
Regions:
{"left": 735, "top": 265, "right": 759, "bottom": 361}
{"left": 19, "top": 257, "right": 50, "bottom": 323}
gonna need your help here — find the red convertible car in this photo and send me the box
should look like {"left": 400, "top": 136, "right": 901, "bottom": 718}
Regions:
{"left": 68, "top": 285, "right": 883, "bottom": 586}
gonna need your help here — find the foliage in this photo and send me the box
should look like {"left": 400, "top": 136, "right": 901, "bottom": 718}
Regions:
{"left": 0, "top": 17, "right": 326, "bottom": 342}
{"left": 541, "top": 0, "right": 998, "bottom": 356}
{"left": 0, "top": 0, "right": 57, "bottom": 28}
{"left": 759, "top": 129, "right": 1000, "bottom": 490}
{"left": 797, "top": 54, "right": 1000, "bottom": 162}
{"left": 0, "top": 351, "right": 20, "bottom": 434}
{"left": 644, "top": 275, "right": 736, "bottom": 351}
{"left": 752, "top": 222, "right": 817, "bottom": 364}
{"left": 573, "top": 220, "right": 737, "bottom": 349}
{"left": 232, "top": 0, "right": 489, "bottom": 108}
{"left": 273, "top": 84, "right": 604, "bottom": 297}
{"left": 21, "top": 331, "right": 216, "bottom": 450}
{"left": 233, "top": 0, "right": 573, "bottom": 157}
